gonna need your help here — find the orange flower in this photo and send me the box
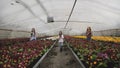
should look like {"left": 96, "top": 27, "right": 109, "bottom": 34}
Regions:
{"left": 93, "top": 61, "right": 97, "bottom": 65}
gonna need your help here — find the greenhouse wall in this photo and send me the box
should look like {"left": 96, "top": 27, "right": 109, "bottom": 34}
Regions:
{"left": 10, "top": 31, "right": 30, "bottom": 38}
{"left": 93, "top": 29, "right": 120, "bottom": 36}
{"left": 81, "top": 29, "right": 120, "bottom": 36}
{"left": 0, "top": 29, "right": 11, "bottom": 39}
{"left": 0, "top": 29, "right": 41, "bottom": 39}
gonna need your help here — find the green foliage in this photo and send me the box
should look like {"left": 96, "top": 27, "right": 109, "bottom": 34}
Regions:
{"left": 97, "top": 62, "right": 107, "bottom": 68}
{"left": 18, "top": 48, "right": 23, "bottom": 52}
{"left": 91, "top": 54, "right": 97, "bottom": 60}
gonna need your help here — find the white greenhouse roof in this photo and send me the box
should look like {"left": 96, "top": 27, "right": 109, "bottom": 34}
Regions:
{"left": 0, "top": 0, "right": 120, "bottom": 35}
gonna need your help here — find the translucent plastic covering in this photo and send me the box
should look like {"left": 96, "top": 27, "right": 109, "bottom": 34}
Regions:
{"left": 0, "top": 0, "right": 120, "bottom": 36}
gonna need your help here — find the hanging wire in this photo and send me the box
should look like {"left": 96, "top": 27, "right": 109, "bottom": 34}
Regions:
{"left": 64, "top": 0, "right": 77, "bottom": 29}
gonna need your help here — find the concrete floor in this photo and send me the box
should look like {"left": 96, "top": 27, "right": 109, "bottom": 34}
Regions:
{"left": 38, "top": 45, "right": 82, "bottom": 68}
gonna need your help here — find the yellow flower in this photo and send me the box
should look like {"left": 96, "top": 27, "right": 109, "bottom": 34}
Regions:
{"left": 90, "top": 56, "right": 92, "bottom": 59}
{"left": 73, "top": 36, "right": 120, "bottom": 43}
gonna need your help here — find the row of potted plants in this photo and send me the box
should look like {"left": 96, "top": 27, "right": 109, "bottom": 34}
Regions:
{"left": 0, "top": 38, "right": 29, "bottom": 46}
{"left": 0, "top": 39, "right": 54, "bottom": 68}
{"left": 65, "top": 36, "right": 120, "bottom": 68}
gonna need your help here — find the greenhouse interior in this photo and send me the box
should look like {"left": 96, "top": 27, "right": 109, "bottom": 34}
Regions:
{"left": 0, "top": 0, "right": 120, "bottom": 68}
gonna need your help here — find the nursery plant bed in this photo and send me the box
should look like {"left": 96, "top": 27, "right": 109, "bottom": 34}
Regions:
{"left": 32, "top": 40, "right": 57, "bottom": 68}
{"left": 65, "top": 36, "right": 120, "bottom": 68}
{"left": 0, "top": 39, "right": 54, "bottom": 68}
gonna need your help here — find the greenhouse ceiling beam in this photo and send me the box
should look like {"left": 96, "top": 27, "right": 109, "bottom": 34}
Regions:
{"left": 13, "top": 0, "right": 46, "bottom": 23}
{"left": 0, "top": 17, "right": 38, "bottom": 27}
{"left": 36, "top": 0, "right": 50, "bottom": 17}
{"left": 64, "top": 0, "right": 77, "bottom": 29}
{"left": 55, "top": 20, "right": 101, "bottom": 23}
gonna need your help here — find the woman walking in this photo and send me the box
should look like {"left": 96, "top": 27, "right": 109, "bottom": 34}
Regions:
{"left": 58, "top": 31, "right": 64, "bottom": 52}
